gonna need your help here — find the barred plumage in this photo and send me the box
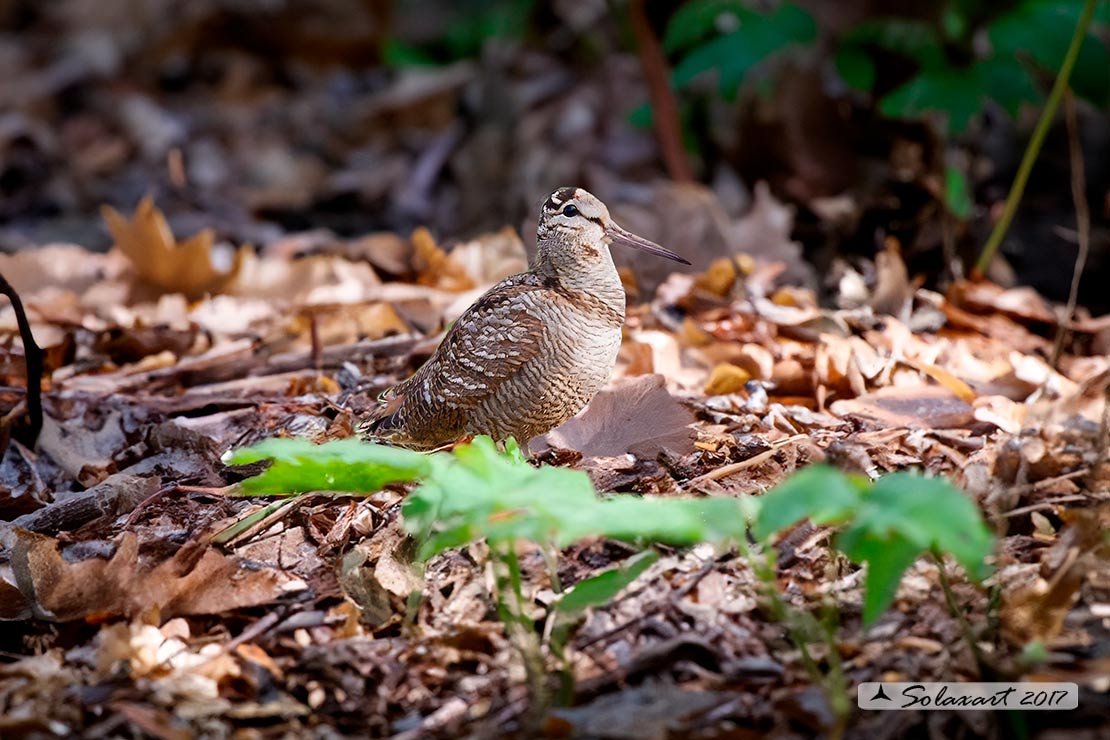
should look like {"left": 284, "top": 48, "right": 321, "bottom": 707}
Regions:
{"left": 360, "top": 187, "right": 689, "bottom": 450}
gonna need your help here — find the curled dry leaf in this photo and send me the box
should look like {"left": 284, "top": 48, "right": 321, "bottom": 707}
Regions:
{"left": 953, "top": 281, "right": 1057, "bottom": 325}
{"left": 102, "top": 196, "right": 248, "bottom": 297}
{"left": 868, "top": 241, "right": 913, "bottom": 319}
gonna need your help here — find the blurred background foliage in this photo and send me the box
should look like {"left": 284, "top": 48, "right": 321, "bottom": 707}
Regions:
{"left": 663, "top": 0, "right": 1109, "bottom": 133}
{"left": 0, "top": 0, "right": 1107, "bottom": 306}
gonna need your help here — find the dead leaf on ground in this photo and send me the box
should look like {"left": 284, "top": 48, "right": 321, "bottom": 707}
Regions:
{"left": 102, "top": 196, "right": 248, "bottom": 297}
{"left": 9, "top": 529, "right": 304, "bottom": 621}
{"left": 411, "top": 227, "right": 475, "bottom": 292}
{"left": 830, "top": 385, "right": 976, "bottom": 430}
{"left": 536, "top": 374, "right": 696, "bottom": 458}
{"left": 0, "top": 245, "right": 123, "bottom": 297}
{"left": 1001, "top": 505, "right": 1110, "bottom": 645}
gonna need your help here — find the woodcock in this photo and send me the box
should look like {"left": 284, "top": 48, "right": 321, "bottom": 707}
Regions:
{"left": 361, "top": 187, "right": 690, "bottom": 450}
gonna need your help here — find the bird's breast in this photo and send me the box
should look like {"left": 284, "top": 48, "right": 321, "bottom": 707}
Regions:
{"left": 534, "top": 291, "right": 624, "bottom": 406}
{"left": 468, "top": 286, "right": 623, "bottom": 440}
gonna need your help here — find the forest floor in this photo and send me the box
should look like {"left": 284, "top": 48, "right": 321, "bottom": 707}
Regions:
{"left": 3, "top": 211, "right": 1110, "bottom": 738}
{"left": 3, "top": 2, "right": 1110, "bottom": 737}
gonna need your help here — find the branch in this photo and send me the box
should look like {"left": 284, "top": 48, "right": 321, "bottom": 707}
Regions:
{"left": 629, "top": 0, "right": 694, "bottom": 183}
{"left": 0, "top": 271, "right": 44, "bottom": 447}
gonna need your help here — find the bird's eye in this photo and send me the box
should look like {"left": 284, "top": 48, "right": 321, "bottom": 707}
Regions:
{"left": 562, "top": 204, "right": 578, "bottom": 217}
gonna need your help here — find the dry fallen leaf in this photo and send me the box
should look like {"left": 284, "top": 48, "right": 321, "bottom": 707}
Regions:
{"left": 829, "top": 385, "right": 975, "bottom": 430}
{"left": 1001, "top": 506, "right": 1110, "bottom": 645}
{"left": 10, "top": 530, "right": 303, "bottom": 621}
{"left": 102, "top": 196, "right": 248, "bottom": 297}
{"left": 704, "top": 363, "right": 751, "bottom": 395}
{"left": 411, "top": 226, "right": 475, "bottom": 292}
{"left": 536, "top": 374, "right": 696, "bottom": 457}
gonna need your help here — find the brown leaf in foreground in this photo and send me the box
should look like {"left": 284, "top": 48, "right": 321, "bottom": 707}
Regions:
{"left": 9, "top": 529, "right": 302, "bottom": 621}
{"left": 102, "top": 196, "right": 248, "bottom": 297}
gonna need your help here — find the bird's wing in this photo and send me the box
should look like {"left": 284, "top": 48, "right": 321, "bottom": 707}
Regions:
{"left": 364, "top": 275, "right": 549, "bottom": 437}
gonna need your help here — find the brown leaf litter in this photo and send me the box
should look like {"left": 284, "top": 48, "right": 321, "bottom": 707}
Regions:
{"left": 2, "top": 191, "right": 1110, "bottom": 737}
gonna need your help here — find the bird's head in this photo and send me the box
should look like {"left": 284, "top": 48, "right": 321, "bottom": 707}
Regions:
{"left": 536, "top": 187, "right": 689, "bottom": 270}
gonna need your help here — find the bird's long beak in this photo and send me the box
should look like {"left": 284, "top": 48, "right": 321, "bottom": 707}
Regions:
{"left": 605, "top": 224, "right": 691, "bottom": 265}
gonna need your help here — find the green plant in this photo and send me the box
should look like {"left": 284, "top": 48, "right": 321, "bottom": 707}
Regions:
{"left": 665, "top": 0, "right": 1109, "bottom": 133}
{"left": 398, "top": 435, "right": 756, "bottom": 706}
{"left": 664, "top": 0, "right": 817, "bottom": 99}
{"left": 381, "top": 0, "right": 535, "bottom": 68}
{"left": 753, "top": 465, "right": 994, "bottom": 624}
{"left": 230, "top": 437, "right": 995, "bottom": 724}
{"left": 228, "top": 437, "right": 432, "bottom": 494}
{"left": 977, "top": 0, "right": 1101, "bottom": 272}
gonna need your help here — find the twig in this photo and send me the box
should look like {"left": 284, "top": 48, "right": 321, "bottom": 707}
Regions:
{"left": 575, "top": 559, "right": 716, "bottom": 650}
{"left": 309, "top": 312, "right": 323, "bottom": 374}
{"left": 213, "top": 495, "right": 308, "bottom": 547}
{"left": 628, "top": 0, "right": 694, "bottom": 183}
{"left": 976, "top": 0, "right": 1097, "bottom": 275}
{"left": 0, "top": 272, "right": 44, "bottom": 447}
{"left": 160, "top": 610, "right": 286, "bottom": 677}
{"left": 685, "top": 434, "right": 808, "bottom": 488}
{"left": 1051, "top": 90, "right": 1091, "bottom": 367}
{"left": 124, "top": 484, "right": 181, "bottom": 527}
{"left": 997, "top": 493, "right": 1098, "bottom": 520}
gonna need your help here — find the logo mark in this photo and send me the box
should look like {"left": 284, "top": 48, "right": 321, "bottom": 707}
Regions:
{"left": 870, "top": 685, "right": 891, "bottom": 702}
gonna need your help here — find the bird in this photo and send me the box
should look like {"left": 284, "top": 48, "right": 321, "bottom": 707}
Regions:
{"left": 360, "top": 187, "right": 689, "bottom": 450}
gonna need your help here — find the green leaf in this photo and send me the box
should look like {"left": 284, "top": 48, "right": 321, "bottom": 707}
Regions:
{"left": 381, "top": 38, "right": 438, "bottom": 69}
{"left": 989, "top": 0, "right": 1110, "bottom": 107}
{"left": 670, "top": 3, "right": 817, "bottom": 98}
{"left": 403, "top": 436, "right": 599, "bottom": 559}
{"left": 556, "top": 550, "right": 659, "bottom": 618}
{"left": 443, "top": 0, "right": 533, "bottom": 59}
{"left": 1069, "top": 35, "right": 1110, "bottom": 107}
{"left": 838, "top": 19, "right": 945, "bottom": 71}
{"left": 1098, "top": 1, "right": 1110, "bottom": 25}
{"left": 944, "top": 165, "right": 972, "bottom": 219}
{"left": 228, "top": 438, "right": 432, "bottom": 495}
{"left": 940, "top": 3, "right": 969, "bottom": 41}
{"left": 858, "top": 473, "right": 994, "bottom": 581}
{"left": 590, "top": 496, "right": 753, "bottom": 547}
{"left": 879, "top": 66, "right": 985, "bottom": 134}
{"left": 973, "top": 56, "right": 1043, "bottom": 117}
{"left": 836, "top": 527, "right": 922, "bottom": 625}
{"left": 835, "top": 45, "right": 876, "bottom": 91}
{"left": 627, "top": 102, "right": 654, "bottom": 130}
{"left": 402, "top": 437, "right": 754, "bottom": 560}
{"left": 834, "top": 472, "right": 995, "bottom": 624}
{"left": 662, "top": 0, "right": 746, "bottom": 54}
{"left": 752, "top": 465, "right": 863, "bottom": 541}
